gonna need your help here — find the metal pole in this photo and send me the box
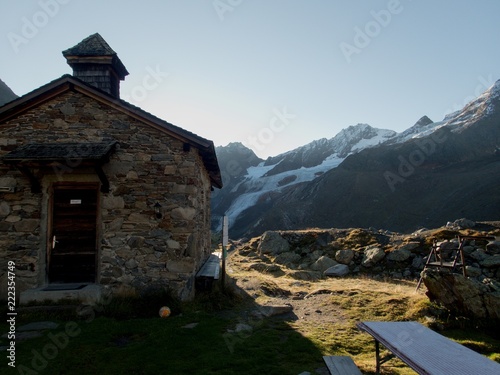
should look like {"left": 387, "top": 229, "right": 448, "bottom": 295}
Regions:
{"left": 221, "top": 215, "right": 228, "bottom": 290}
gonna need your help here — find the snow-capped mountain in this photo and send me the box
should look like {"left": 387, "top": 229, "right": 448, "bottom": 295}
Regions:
{"left": 214, "top": 79, "right": 500, "bottom": 238}
{"left": 213, "top": 121, "right": 429, "bottom": 230}
{"left": 444, "top": 79, "right": 500, "bottom": 130}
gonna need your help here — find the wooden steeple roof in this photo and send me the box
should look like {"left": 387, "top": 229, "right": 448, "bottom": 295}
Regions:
{"left": 62, "top": 33, "right": 128, "bottom": 98}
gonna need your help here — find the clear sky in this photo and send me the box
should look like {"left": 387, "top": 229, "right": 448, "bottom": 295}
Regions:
{"left": 2, "top": 0, "right": 500, "bottom": 158}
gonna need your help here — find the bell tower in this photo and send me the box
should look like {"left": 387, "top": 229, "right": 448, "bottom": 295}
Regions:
{"left": 62, "top": 33, "right": 129, "bottom": 98}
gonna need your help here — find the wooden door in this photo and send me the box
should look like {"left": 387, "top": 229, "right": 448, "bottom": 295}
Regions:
{"left": 48, "top": 184, "right": 98, "bottom": 283}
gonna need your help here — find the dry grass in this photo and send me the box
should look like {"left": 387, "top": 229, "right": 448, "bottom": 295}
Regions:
{"left": 226, "top": 249, "right": 434, "bottom": 374}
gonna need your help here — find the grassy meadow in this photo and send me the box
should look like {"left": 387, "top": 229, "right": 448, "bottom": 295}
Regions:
{"left": 2, "top": 249, "right": 500, "bottom": 374}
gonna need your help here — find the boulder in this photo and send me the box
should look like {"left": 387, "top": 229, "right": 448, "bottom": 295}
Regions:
{"left": 481, "top": 255, "right": 500, "bottom": 268}
{"left": 235, "top": 323, "right": 253, "bottom": 332}
{"left": 386, "top": 248, "right": 411, "bottom": 262}
{"left": 335, "top": 249, "right": 354, "bottom": 264}
{"left": 362, "top": 246, "right": 385, "bottom": 267}
{"left": 324, "top": 264, "right": 350, "bottom": 277}
{"left": 422, "top": 269, "right": 500, "bottom": 321}
{"left": 465, "top": 266, "right": 482, "bottom": 278}
{"left": 411, "top": 256, "right": 425, "bottom": 270}
{"left": 274, "top": 252, "right": 301, "bottom": 266}
{"left": 258, "top": 231, "right": 290, "bottom": 255}
{"left": 288, "top": 270, "right": 321, "bottom": 281}
{"left": 398, "top": 242, "right": 420, "bottom": 252}
{"left": 310, "top": 256, "right": 337, "bottom": 273}
{"left": 470, "top": 249, "right": 489, "bottom": 262}
{"left": 486, "top": 241, "right": 500, "bottom": 254}
{"left": 259, "top": 304, "right": 293, "bottom": 317}
{"left": 446, "top": 218, "right": 476, "bottom": 229}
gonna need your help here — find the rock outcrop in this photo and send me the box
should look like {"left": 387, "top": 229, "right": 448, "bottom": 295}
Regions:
{"left": 422, "top": 269, "right": 500, "bottom": 321}
{"left": 232, "top": 222, "right": 500, "bottom": 322}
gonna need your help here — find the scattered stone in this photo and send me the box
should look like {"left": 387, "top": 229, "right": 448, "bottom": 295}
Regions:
{"left": 481, "top": 255, "right": 500, "bottom": 268}
{"left": 437, "top": 240, "right": 459, "bottom": 251}
{"left": 465, "top": 266, "right": 482, "bottom": 278}
{"left": 182, "top": 323, "right": 199, "bottom": 329}
{"left": 362, "top": 246, "right": 385, "bottom": 267}
{"left": 335, "top": 249, "right": 354, "bottom": 264}
{"left": 324, "top": 264, "right": 349, "bottom": 277}
{"left": 386, "top": 248, "right": 411, "bottom": 262}
{"left": 486, "top": 241, "right": 500, "bottom": 254}
{"left": 398, "top": 241, "right": 420, "bottom": 252}
{"left": 411, "top": 256, "right": 425, "bottom": 270}
{"left": 258, "top": 231, "right": 290, "bottom": 255}
{"left": 446, "top": 218, "right": 476, "bottom": 229}
{"left": 310, "top": 256, "right": 337, "bottom": 273}
{"left": 275, "top": 252, "right": 301, "bottom": 266}
{"left": 289, "top": 270, "right": 321, "bottom": 281}
{"left": 470, "top": 249, "right": 489, "bottom": 262}
{"left": 259, "top": 304, "right": 293, "bottom": 317}
{"left": 235, "top": 323, "right": 253, "bottom": 332}
{"left": 462, "top": 245, "right": 475, "bottom": 255}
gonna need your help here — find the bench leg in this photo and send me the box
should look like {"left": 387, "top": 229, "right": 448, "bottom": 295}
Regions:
{"left": 375, "top": 340, "right": 381, "bottom": 375}
{"left": 374, "top": 339, "right": 395, "bottom": 374}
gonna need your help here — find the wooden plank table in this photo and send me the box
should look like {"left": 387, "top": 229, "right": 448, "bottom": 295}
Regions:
{"left": 357, "top": 321, "right": 500, "bottom": 375}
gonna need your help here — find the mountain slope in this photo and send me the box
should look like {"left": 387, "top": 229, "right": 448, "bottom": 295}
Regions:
{"left": 0, "top": 79, "right": 17, "bottom": 106}
{"left": 213, "top": 123, "right": 398, "bottom": 228}
{"left": 230, "top": 80, "right": 500, "bottom": 238}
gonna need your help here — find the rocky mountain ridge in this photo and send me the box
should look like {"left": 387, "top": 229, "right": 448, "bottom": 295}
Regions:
{"left": 214, "top": 80, "right": 500, "bottom": 238}
{"left": 0, "top": 79, "right": 17, "bottom": 106}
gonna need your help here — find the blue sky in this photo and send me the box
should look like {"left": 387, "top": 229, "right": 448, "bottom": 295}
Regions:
{"left": 2, "top": 0, "right": 500, "bottom": 158}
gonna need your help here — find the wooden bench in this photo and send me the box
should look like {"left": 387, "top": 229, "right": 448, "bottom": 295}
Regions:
{"left": 323, "top": 356, "right": 362, "bottom": 375}
{"left": 195, "top": 253, "right": 221, "bottom": 292}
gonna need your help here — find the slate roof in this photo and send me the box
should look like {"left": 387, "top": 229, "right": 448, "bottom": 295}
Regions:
{"left": 0, "top": 75, "right": 222, "bottom": 188}
{"left": 3, "top": 142, "right": 117, "bottom": 163}
{"left": 62, "top": 33, "right": 129, "bottom": 79}
{"left": 62, "top": 33, "right": 116, "bottom": 56}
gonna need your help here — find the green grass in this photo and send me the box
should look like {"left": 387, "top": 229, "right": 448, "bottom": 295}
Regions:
{"left": 2, "top": 312, "right": 324, "bottom": 375}
{"left": 2, "top": 276, "right": 499, "bottom": 374}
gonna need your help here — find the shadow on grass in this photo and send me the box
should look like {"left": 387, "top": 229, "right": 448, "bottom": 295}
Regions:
{"left": 1, "top": 278, "right": 329, "bottom": 375}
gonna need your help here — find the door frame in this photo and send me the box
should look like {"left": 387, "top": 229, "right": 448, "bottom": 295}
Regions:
{"left": 47, "top": 181, "right": 101, "bottom": 284}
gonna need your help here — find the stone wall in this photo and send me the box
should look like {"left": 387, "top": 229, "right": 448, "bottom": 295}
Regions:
{"left": 242, "top": 227, "right": 500, "bottom": 283}
{"left": 0, "top": 90, "right": 213, "bottom": 301}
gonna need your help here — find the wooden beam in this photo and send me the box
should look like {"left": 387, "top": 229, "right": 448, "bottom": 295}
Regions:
{"left": 18, "top": 166, "right": 41, "bottom": 193}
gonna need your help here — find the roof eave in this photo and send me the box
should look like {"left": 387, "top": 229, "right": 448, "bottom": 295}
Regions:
{"left": 0, "top": 75, "right": 223, "bottom": 187}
